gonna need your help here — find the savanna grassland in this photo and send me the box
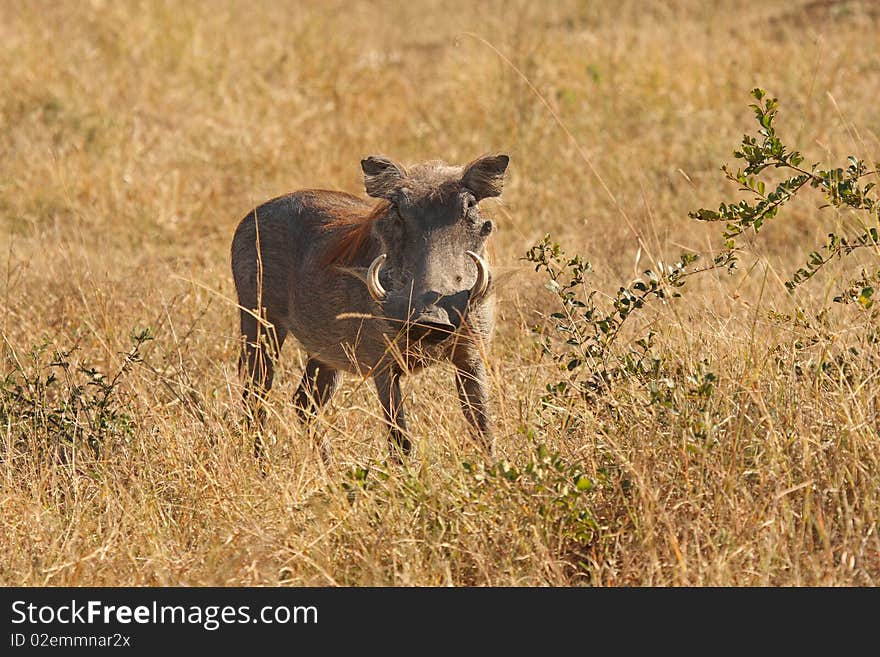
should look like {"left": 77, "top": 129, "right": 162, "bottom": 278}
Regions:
{"left": 2, "top": 0, "right": 879, "bottom": 586}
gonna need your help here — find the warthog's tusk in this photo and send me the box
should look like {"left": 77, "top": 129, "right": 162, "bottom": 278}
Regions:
{"left": 366, "top": 253, "right": 387, "bottom": 301}
{"left": 466, "top": 250, "right": 489, "bottom": 303}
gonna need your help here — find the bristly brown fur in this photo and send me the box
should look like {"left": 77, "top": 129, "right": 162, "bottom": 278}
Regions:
{"left": 320, "top": 200, "right": 390, "bottom": 267}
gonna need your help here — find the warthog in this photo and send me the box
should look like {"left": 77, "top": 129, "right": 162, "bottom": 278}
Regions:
{"left": 231, "top": 153, "right": 509, "bottom": 457}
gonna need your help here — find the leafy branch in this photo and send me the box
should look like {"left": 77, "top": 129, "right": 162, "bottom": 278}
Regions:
{"left": 524, "top": 235, "right": 733, "bottom": 406}
{"left": 690, "top": 88, "right": 880, "bottom": 298}
{"left": 526, "top": 87, "right": 879, "bottom": 415}
{"left": 1, "top": 328, "right": 152, "bottom": 462}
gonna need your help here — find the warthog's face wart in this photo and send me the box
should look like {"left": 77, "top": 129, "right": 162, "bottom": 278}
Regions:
{"left": 361, "top": 154, "right": 508, "bottom": 344}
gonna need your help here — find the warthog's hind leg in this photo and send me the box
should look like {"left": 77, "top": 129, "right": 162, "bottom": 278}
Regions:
{"left": 240, "top": 310, "right": 287, "bottom": 459}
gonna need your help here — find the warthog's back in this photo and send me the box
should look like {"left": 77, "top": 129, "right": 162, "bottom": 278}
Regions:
{"left": 231, "top": 190, "right": 371, "bottom": 320}
{"left": 231, "top": 190, "right": 386, "bottom": 371}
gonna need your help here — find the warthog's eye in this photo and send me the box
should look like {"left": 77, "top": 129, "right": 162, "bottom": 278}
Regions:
{"left": 463, "top": 193, "right": 478, "bottom": 216}
{"left": 480, "top": 220, "right": 493, "bottom": 236}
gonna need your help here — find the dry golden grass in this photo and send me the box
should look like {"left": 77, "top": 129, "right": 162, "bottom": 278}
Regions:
{"left": 1, "top": 0, "right": 879, "bottom": 585}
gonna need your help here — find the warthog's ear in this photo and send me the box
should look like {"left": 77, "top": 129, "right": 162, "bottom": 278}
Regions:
{"left": 361, "top": 155, "right": 406, "bottom": 199}
{"left": 462, "top": 153, "right": 510, "bottom": 200}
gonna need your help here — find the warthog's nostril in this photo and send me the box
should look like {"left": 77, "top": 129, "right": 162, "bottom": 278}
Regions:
{"left": 414, "top": 318, "right": 456, "bottom": 333}
{"left": 420, "top": 290, "right": 443, "bottom": 306}
{"left": 409, "top": 308, "right": 456, "bottom": 343}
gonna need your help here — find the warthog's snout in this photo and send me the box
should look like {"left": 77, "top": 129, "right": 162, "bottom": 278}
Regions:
{"left": 409, "top": 303, "right": 457, "bottom": 343}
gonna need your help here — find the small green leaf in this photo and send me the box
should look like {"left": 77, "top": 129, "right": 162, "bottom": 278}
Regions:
{"left": 574, "top": 475, "right": 593, "bottom": 491}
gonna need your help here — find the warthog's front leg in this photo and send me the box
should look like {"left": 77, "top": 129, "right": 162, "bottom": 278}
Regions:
{"left": 294, "top": 357, "right": 342, "bottom": 421}
{"left": 373, "top": 367, "right": 411, "bottom": 458}
{"left": 453, "top": 350, "right": 493, "bottom": 453}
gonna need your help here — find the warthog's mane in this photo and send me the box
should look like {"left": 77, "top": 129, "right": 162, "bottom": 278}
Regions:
{"left": 320, "top": 161, "right": 467, "bottom": 268}
{"left": 320, "top": 199, "right": 390, "bottom": 267}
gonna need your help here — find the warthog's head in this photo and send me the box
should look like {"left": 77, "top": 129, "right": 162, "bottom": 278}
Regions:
{"left": 361, "top": 154, "right": 508, "bottom": 344}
